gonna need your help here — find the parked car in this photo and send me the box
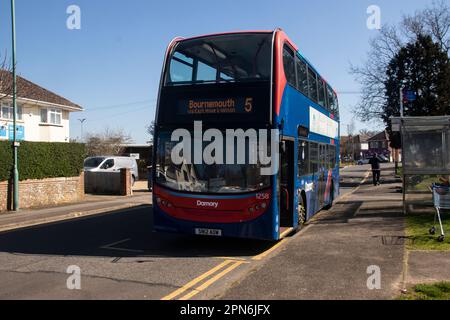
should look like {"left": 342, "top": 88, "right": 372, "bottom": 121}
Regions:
{"left": 357, "top": 158, "right": 370, "bottom": 165}
{"left": 377, "top": 155, "right": 390, "bottom": 163}
{"left": 84, "top": 156, "right": 139, "bottom": 185}
{"left": 342, "top": 156, "right": 352, "bottom": 162}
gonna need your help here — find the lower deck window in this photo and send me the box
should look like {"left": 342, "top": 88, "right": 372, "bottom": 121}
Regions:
{"left": 298, "top": 140, "right": 337, "bottom": 177}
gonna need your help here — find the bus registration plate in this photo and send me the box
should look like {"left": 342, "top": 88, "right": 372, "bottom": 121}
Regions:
{"left": 195, "top": 228, "right": 222, "bottom": 237}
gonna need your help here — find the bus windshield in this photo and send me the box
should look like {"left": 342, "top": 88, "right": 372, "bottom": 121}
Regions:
{"left": 155, "top": 130, "right": 271, "bottom": 194}
{"left": 165, "top": 33, "right": 273, "bottom": 86}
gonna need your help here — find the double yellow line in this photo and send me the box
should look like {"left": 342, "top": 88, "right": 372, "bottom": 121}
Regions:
{"left": 161, "top": 259, "right": 246, "bottom": 300}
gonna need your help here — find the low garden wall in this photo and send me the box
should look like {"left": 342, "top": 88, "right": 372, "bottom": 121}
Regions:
{"left": 0, "top": 174, "right": 84, "bottom": 212}
{"left": 0, "top": 141, "right": 86, "bottom": 212}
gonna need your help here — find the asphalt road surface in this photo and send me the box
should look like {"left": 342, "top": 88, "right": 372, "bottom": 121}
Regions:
{"left": 0, "top": 166, "right": 370, "bottom": 300}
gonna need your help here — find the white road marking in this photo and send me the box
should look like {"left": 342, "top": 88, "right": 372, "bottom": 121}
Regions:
{"left": 100, "top": 238, "right": 145, "bottom": 253}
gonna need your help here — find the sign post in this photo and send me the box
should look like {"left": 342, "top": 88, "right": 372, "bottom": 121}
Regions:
{"left": 11, "top": 0, "right": 19, "bottom": 211}
{"left": 400, "top": 88, "right": 417, "bottom": 117}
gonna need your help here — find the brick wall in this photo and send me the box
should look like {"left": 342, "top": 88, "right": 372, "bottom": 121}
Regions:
{"left": 0, "top": 173, "right": 84, "bottom": 213}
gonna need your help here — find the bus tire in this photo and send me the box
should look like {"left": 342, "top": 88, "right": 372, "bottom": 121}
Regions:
{"left": 297, "top": 192, "right": 307, "bottom": 229}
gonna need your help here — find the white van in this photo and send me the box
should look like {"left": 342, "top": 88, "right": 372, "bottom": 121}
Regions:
{"left": 84, "top": 156, "right": 139, "bottom": 185}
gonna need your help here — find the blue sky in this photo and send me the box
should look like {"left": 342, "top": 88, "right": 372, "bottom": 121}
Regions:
{"left": 0, "top": 0, "right": 437, "bottom": 143}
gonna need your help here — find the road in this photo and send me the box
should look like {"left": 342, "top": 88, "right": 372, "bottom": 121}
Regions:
{"left": 0, "top": 166, "right": 372, "bottom": 300}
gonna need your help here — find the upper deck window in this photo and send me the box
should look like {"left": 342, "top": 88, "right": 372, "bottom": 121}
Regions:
{"left": 296, "top": 58, "right": 308, "bottom": 95}
{"left": 282, "top": 45, "right": 296, "bottom": 87}
{"left": 307, "top": 67, "right": 318, "bottom": 103}
{"left": 165, "top": 33, "right": 272, "bottom": 86}
{"left": 327, "top": 86, "right": 339, "bottom": 117}
{"left": 318, "top": 78, "right": 326, "bottom": 108}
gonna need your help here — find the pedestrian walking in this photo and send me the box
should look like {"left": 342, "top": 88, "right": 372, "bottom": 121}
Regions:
{"left": 369, "top": 154, "right": 381, "bottom": 186}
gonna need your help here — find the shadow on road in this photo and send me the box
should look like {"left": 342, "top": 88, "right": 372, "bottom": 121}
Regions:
{"left": 0, "top": 204, "right": 274, "bottom": 259}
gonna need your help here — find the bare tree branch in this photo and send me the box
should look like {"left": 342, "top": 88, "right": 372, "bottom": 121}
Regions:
{"left": 350, "top": 0, "right": 450, "bottom": 123}
{"left": 85, "top": 128, "right": 134, "bottom": 157}
{"left": 0, "top": 51, "right": 13, "bottom": 102}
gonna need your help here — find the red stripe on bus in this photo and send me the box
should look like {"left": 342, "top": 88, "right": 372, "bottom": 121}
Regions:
{"left": 154, "top": 186, "right": 271, "bottom": 223}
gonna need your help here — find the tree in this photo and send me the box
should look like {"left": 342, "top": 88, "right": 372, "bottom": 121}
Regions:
{"left": 351, "top": 0, "right": 450, "bottom": 121}
{"left": 85, "top": 128, "right": 133, "bottom": 157}
{"left": 146, "top": 121, "right": 155, "bottom": 143}
{"left": 359, "top": 129, "right": 378, "bottom": 137}
{"left": 0, "top": 54, "right": 14, "bottom": 102}
{"left": 384, "top": 35, "right": 450, "bottom": 147}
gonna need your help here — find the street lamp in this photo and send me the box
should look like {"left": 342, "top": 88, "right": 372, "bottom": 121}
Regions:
{"left": 78, "top": 118, "right": 86, "bottom": 141}
{"left": 11, "top": 0, "right": 19, "bottom": 211}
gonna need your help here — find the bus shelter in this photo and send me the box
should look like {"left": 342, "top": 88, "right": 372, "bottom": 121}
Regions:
{"left": 391, "top": 116, "right": 450, "bottom": 214}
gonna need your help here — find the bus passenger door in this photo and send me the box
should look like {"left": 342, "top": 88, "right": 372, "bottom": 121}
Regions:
{"left": 279, "top": 140, "right": 295, "bottom": 229}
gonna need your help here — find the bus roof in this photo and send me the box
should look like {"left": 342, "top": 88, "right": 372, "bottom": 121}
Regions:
{"left": 178, "top": 30, "right": 274, "bottom": 42}
{"left": 168, "top": 29, "right": 338, "bottom": 97}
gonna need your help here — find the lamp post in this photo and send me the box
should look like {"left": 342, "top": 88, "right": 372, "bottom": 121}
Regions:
{"left": 78, "top": 118, "right": 86, "bottom": 141}
{"left": 11, "top": 0, "right": 19, "bottom": 211}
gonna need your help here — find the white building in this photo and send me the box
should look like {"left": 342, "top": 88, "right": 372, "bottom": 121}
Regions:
{"left": 0, "top": 70, "right": 83, "bottom": 143}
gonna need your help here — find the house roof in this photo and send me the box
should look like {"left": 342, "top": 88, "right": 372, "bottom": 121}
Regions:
{"left": 0, "top": 70, "right": 83, "bottom": 111}
{"left": 340, "top": 134, "right": 370, "bottom": 144}
{"left": 367, "top": 131, "right": 388, "bottom": 142}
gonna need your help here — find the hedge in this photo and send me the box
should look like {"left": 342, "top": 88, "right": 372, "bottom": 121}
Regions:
{"left": 0, "top": 141, "right": 86, "bottom": 182}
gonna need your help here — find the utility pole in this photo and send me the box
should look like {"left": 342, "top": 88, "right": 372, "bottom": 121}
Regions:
{"left": 11, "top": 0, "right": 19, "bottom": 211}
{"left": 399, "top": 87, "right": 404, "bottom": 118}
{"left": 78, "top": 118, "right": 86, "bottom": 141}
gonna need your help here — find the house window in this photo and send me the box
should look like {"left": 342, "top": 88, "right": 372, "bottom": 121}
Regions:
{"left": 1, "top": 103, "right": 22, "bottom": 121}
{"left": 41, "top": 108, "right": 62, "bottom": 125}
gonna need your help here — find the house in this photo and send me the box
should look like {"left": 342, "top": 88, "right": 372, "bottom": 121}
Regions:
{"left": 366, "top": 131, "right": 391, "bottom": 159}
{"left": 340, "top": 134, "right": 370, "bottom": 161}
{"left": 0, "top": 70, "right": 83, "bottom": 143}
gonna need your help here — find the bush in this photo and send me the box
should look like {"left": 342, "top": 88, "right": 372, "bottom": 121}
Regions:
{"left": 0, "top": 141, "right": 86, "bottom": 182}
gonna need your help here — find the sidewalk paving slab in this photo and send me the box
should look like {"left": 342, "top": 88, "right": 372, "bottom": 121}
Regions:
{"left": 406, "top": 250, "right": 450, "bottom": 285}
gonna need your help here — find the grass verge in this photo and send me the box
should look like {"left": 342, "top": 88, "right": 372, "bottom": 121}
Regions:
{"left": 406, "top": 212, "right": 450, "bottom": 250}
{"left": 399, "top": 282, "right": 450, "bottom": 300}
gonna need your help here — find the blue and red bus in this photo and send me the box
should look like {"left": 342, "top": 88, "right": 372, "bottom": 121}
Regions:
{"left": 152, "top": 29, "right": 340, "bottom": 241}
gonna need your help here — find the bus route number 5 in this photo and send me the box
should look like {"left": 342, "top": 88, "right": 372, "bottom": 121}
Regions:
{"left": 245, "top": 98, "right": 253, "bottom": 113}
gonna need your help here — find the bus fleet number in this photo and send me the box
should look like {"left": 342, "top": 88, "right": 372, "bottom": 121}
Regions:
{"left": 256, "top": 193, "right": 270, "bottom": 200}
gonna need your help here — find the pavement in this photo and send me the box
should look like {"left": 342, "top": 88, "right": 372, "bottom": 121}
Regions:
{"left": 217, "top": 164, "right": 406, "bottom": 300}
{"left": 405, "top": 251, "right": 450, "bottom": 286}
{"left": 0, "top": 184, "right": 152, "bottom": 233}
{"left": 0, "top": 165, "right": 448, "bottom": 299}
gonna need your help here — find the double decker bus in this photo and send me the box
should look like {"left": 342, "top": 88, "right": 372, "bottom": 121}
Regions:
{"left": 153, "top": 29, "right": 340, "bottom": 241}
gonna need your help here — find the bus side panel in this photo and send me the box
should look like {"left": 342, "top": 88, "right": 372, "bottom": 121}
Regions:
{"left": 276, "top": 86, "right": 310, "bottom": 136}
{"left": 277, "top": 83, "right": 340, "bottom": 221}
